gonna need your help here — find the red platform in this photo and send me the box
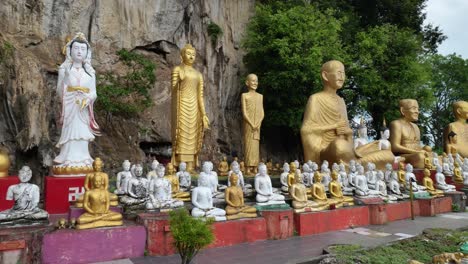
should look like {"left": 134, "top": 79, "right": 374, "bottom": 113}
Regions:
{"left": 260, "top": 209, "right": 294, "bottom": 240}
{"left": 418, "top": 196, "right": 452, "bottom": 216}
{"left": 294, "top": 206, "right": 370, "bottom": 236}
{"left": 137, "top": 213, "right": 268, "bottom": 256}
{"left": 44, "top": 176, "right": 85, "bottom": 214}
{"left": 0, "top": 176, "right": 19, "bottom": 210}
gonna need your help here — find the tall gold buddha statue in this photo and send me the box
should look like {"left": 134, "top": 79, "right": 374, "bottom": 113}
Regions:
{"left": 422, "top": 168, "right": 444, "bottom": 197}
{"left": 225, "top": 173, "right": 257, "bottom": 220}
{"left": 242, "top": 74, "right": 264, "bottom": 176}
{"left": 0, "top": 147, "right": 10, "bottom": 178}
{"left": 76, "top": 174, "right": 123, "bottom": 229}
{"left": 165, "top": 163, "right": 190, "bottom": 201}
{"left": 390, "top": 99, "right": 432, "bottom": 168}
{"left": 171, "top": 44, "right": 209, "bottom": 172}
{"left": 76, "top": 158, "right": 118, "bottom": 207}
{"left": 300, "top": 60, "right": 394, "bottom": 168}
{"left": 329, "top": 170, "right": 354, "bottom": 207}
{"left": 444, "top": 101, "right": 468, "bottom": 157}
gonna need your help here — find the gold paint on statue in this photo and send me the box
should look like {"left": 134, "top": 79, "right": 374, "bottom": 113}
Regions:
{"left": 76, "top": 174, "right": 123, "bottom": 229}
{"left": 171, "top": 44, "right": 209, "bottom": 172}
{"left": 165, "top": 163, "right": 190, "bottom": 201}
{"left": 76, "top": 158, "right": 118, "bottom": 207}
{"left": 310, "top": 172, "right": 330, "bottom": 210}
{"left": 300, "top": 60, "right": 394, "bottom": 168}
{"left": 287, "top": 162, "right": 297, "bottom": 188}
{"left": 290, "top": 170, "right": 328, "bottom": 212}
{"left": 390, "top": 99, "right": 432, "bottom": 168}
{"left": 422, "top": 168, "right": 444, "bottom": 197}
{"left": 424, "top": 152, "right": 434, "bottom": 170}
{"left": 0, "top": 148, "right": 10, "bottom": 178}
{"left": 218, "top": 156, "right": 229, "bottom": 176}
{"left": 242, "top": 74, "right": 264, "bottom": 176}
{"left": 444, "top": 101, "right": 468, "bottom": 157}
{"left": 397, "top": 161, "right": 406, "bottom": 186}
{"left": 225, "top": 173, "right": 257, "bottom": 220}
{"left": 454, "top": 162, "right": 463, "bottom": 184}
{"left": 328, "top": 170, "right": 354, "bottom": 207}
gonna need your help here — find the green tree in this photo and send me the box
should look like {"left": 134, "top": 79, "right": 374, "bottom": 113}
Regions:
{"left": 422, "top": 54, "right": 468, "bottom": 150}
{"left": 169, "top": 209, "right": 214, "bottom": 264}
{"left": 97, "top": 49, "right": 156, "bottom": 116}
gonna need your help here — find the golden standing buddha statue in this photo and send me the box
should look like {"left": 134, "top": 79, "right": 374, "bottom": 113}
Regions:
{"left": 225, "top": 173, "right": 257, "bottom": 220}
{"left": 300, "top": 60, "right": 394, "bottom": 168}
{"left": 218, "top": 156, "right": 229, "bottom": 176}
{"left": 328, "top": 170, "right": 354, "bottom": 207}
{"left": 444, "top": 101, "right": 468, "bottom": 157}
{"left": 76, "top": 174, "right": 123, "bottom": 229}
{"left": 171, "top": 44, "right": 209, "bottom": 172}
{"left": 164, "top": 163, "right": 190, "bottom": 201}
{"left": 76, "top": 158, "right": 118, "bottom": 208}
{"left": 241, "top": 74, "right": 264, "bottom": 176}
{"left": 422, "top": 168, "right": 444, "bottom": 197}
{"left": 390, "top": 99, "right": 432, "bottom": 168}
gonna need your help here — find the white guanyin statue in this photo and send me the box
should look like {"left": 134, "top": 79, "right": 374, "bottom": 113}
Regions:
{"left": 0, "top": 166, "right": 49, "bottom": 223}
{"left": 53, "top": 32, "right": 100, "bottom": 177}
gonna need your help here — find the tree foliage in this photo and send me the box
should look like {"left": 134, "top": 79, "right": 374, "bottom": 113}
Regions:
{"left": 169, "top": 209, "right": 214, "bottom": 264}
{"left": 97, "top": 49, "right": 156, "bottom": 116}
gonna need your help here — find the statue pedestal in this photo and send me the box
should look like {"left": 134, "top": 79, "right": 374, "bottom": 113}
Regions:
{"left": 259, "top": 209, "right": 294, "bottom": 240}
{"left": 418, "top": 196, "right": 452, "bottom": 216}
{"left": 41, "top": 224, "right": 146, "bottom": 264}
{"left": 68, "top": 206, "right": 123, "bottom": 221}
{"left": 443, "top": 177, "right": 465, "bottom": 191}
{"left": 0, "top": 176, "right": 19, "bottom": 210}
{"left": 293, "top": 206, "right": 370, "bottom": 236}
{"left": 136, "top": 212, "right": 268, "bottom": 256}
{"left": 354, "top": 197, "right": 383, "bottom": 205}
{"left": 44, "top": 176, "right": 85, "bottom": 214}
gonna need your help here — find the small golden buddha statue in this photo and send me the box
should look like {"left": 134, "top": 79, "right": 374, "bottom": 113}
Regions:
{"left": 218, "top": 156, "right": 229, "bottom": 176}
{"left": 454, "top": 162, "right": 463, "bottom": 184}
{"left": 164, "top": 163, "right": 190, "bottom": 201}
{"left": 287, "top": 162, "right": 297, "bottom": 189}
{"left": 444, "top": 101, "right": 468, "bottom": 157}
{"left": 225, "top": 173, "right": 257, "bottom": 220}
{"left": 390, "top": 99, "right": 432, "bottom": 168}
{"left": 0, "top": 147, "right": 10, "bottom": 178}
{"left": 328, "top": 170, "right": 354, "bottom": 207}
{"left": 290, "top": 169, "right": 328, "bottom": 212}
{"left": 397, "top": 161, "right": 406, "bottom": 186}
{"left": 76, "top": 174, "right": 123, "bottom": 229}
{"left": 422, "top": 168, "right": 444, "bottom": 197}
{"left": 239, "top": 160, "right": 246, "bottom": 175}
{"left": 310, "top": 171, "right": 330, "bottom": 210}
{"left": 76, "top": 158, "right": 118, "bottom": 208}
{"left": 424, "top": 152, "right": 434, "bottom": 170}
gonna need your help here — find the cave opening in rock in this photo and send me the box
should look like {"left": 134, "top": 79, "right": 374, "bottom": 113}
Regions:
{"left": 139, "top": 141, "right": 172, "bottom": 164}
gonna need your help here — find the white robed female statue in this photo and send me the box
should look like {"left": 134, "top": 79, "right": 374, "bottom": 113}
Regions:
{"left": 52, "top": 32, "right": 100, "bottom": 177}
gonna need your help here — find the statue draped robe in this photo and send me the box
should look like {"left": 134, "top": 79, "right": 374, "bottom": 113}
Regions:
{"left": 241, "top": 92, "right": 264, "bottom": 167}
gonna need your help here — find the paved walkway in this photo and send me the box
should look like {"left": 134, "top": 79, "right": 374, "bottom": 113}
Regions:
{"left": 96, "top": 211, "right": 468, "bottom": 264}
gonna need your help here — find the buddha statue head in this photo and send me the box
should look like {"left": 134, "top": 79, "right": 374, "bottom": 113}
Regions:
{"left": 339, "top": 163, "right": 346, "bottom": 172}
{"left": 289, "top": 162, "right": 297, "bottom": 173}
{"left": 436, "top": 164, "right": 443, "bottom": 173}
{"left": 282, "top": 162, "right": 290, "bottom": 173}
{"left": 314, "top": 171, "right": 322, "bottom": 183}
{"left": 332, "top": 163, "right": 339, "bottom": 172}
{"left": 399, "top": 99, "right": 419, "bottom": 122}
{"left": 331, "top": 170, "right": 339, "bottom": 181}
{"left": 230, "top": 173, "right": 239, "bottom": 186}
{"left": 321, "top": 60, "right": 345, "bottom": 91}
{"left": 199, "top": 174, "right": 209, "bottom": 187}
{"left": 150, "top": 159, "right": 159, "bottom": 171}
{"left": 380, "top": 126, "right": 390, "bottom": 140}
{"left": 18, "top": 166, "right": 32, "bottom": 183}
{"left": 357, "top": 165, "right": 365, "bottom": 175}
{"left": 453, "top": 101, "right": 468, "bottom": 120}
{"left": 202, "top": 161, "right": 211, "bottom": 174}
{"left": 63, "top": 32, "right": 92, "bottom": 67}
{"left": 399, "top": 161, "right": 405, "bottom": 171}
{"left": 122, "top": 160, "right": 131, "bottom": 172}
{"left": 302, "top": 163, "right": 310, "bottom": 173}
{"left": 156, "top": 164, "right": 165, "bottom": 178}
{"left": 405, "top": 163, "right": 413, "bottom": 173}
{"left": 245, "top": 74, "right": 258, "bottom": 90}
{"left": 133, "top": 164, "right": 143, "bottom": 178}
{"left": 93, "top": 158, "right": 103, "bottom": 172}
{"left": 385, "top": 163, "right": 392, "bottom": 171}
{"left": 166, "top": 163, "right": 175, "bottom": 175}
{"left": 258, "top": 163, "right": 267, "bottom": 176}
{"left": 295, "top": 169, "right": 303, "bottom": 184}
{"left": 423, "top": 168, "right": 431, "bottom": 178}
{"left": 93, "top": 174, "right": 104, "bottom": 189}
{"left": 180, "top": 44, "right": 196, "bottom": 66}
{"left": 231, "top": 161, "right": 240, "bottom": 173}
{"left": 179, "top": 162, "right": 187, "bottom": 172}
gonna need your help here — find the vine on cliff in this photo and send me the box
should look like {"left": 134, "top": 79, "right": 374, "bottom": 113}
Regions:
{"left": 207, "top": 22, "right": 223, "bottom": 46}
{"left": 97, "top": 49, "right": 156, "bottom": 116}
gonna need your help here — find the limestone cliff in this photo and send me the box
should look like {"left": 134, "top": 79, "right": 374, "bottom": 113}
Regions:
{"left": 0, "top": 0, "right": 255, "bottom": 184}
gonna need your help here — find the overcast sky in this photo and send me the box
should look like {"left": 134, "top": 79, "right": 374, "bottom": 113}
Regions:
{"left": 424, "top": 0, "right": 468, "bottom": 58}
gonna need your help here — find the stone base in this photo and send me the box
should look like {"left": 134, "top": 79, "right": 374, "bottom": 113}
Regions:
{"left": 418, "top": 196, "right": 452, "bottom": 216}
{"left": 444, "top": 191, "right": 466, "bottom": 212}
{"left": 294, "top": 206, "right": 370, "bottom": 236}
{"left": 68, "top": 206, "right": 123, "bottom": 221}
{"left": 137, "top": 212, "right": 268, "bottom": 256}
{"left": 42, "top": 223, "right": 146, "bottom": 264}
{"left": 44, "top": 176, "right": 85, "bottom": 214}
{"left": 0, "top": 176, "right": 19, "bottom": 210}
{"left": 259, "top": 209, "right": 294, "bottom": 240}
{"left": 0, "top": 219, "right": 49, "bottom": 227}
{"left": 255, "top": 203, "right": 291, "bottom": 211}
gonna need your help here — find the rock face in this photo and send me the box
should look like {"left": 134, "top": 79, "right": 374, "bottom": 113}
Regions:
{"left": 0, "top": 0, "right": 255, "bottom": 184}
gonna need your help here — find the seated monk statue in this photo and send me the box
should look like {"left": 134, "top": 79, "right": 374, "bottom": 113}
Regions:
{"left": 388, "top": 171, "right": 409, "bottom": 199}
{"left": 225, "top": 173, "right": 257, "bottom": 220}
{"left": 255, "top": 163, "right": 285, "bottom": 205}
{"left": 404, "top": 164, "right": 426, "bottom": 193}
{"left": 300, "top": 60, "right": 394, "bottom": 169}
{"left": 280, "top": 162, "right": 290, "bottom": 193}
{"left": 422, "top": 168, "right": 444, "bottom": 197}
{"left": 390, "top": 99, "right": 432, "bottom": 169}
{"left": 76, "top": 174, "right": 123, "bottom": 229}
{"left": 453, "top": 162, "right": 464, "bottom": 184}
{"left": 310, "top": 171, "right": 330, "bottom": 210}
{"left": 191, "top": 176, "right": 226, "bottom": 221}
{"left": 218, "top": 156, "right": 229, "bottom": 176}
{"left": 397, "top": 161, "right": 406, "bottom": 186}
{"left": 444, "top": 101, "right": 468, "bottom": 157}
{"left": 435, "top": 165, "right": 456, "bottom": 192}
{"left": 287, "top": 162, "right": 298, "bottom": 191}
{"left": 424, "top": 152, "right": 434, "bottom": 170}
{"left": 328, "top": 170, "right": 354, "bottom": 207}
{"left": 164, "top": 163, "right": 190, "bottom": 201}
{"left": 290, "top": 170, "right": 328, "bottom": 212}
{"left": 76, "top": 158, "right": 118, "bottom": 208}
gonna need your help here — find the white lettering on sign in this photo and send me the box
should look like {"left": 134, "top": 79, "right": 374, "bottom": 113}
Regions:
{"left": 68, "top": 187, "right": 85, "bottom": 202}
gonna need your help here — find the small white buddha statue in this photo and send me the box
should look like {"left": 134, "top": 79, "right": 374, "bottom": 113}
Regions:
{"left": 255, "top": 163, "right": 285, "bottom": 205}
{"left": 146, "top": 159, "right": 159, "bottom": 180}
{"left": 321, "top": 160, "right": 331, "bottom": 191}
{"left": 119, "top": 164, "right": 149, "bottom": 208}
{"left": 176, "top": 162, "right": 191, "bottom": 192}
{"left": 114, "top": 160, "right": 132, "bottom": 195}
{"left": 228, "top": 161, "right": 253, "bottom": 195}
{"left": 375, "top": 170, "right": 396, "bottom": 201}
{"left": 348, "top": 160, "right": 357, "bottom": 187}
{"left": 301, "top": 163, "right": 312, "bottom": 187}
{"left": 280, "top": 162, "right": 290, "bottom": 193}
{"left": 378, "top": 123, "right": 391, "bottom": 150}
{"left": 146, "top": 165, "right": 184, "bottom": 210}
{"left": 198, "top": 161, "right": 224, "bottom": 200}
{"left": 435, "top": 165, "right": 456, "bottom": 192}
{"left": 338, "top": 163, "right": 354, "bottom": 195}
{"left": 366, "top": 163, "right": 377, "bottom": 190}
{"left": 191, "top": 176, "right": 226, "bottom": 221}
{"left": 354, "top": 165, "right": 380, "bottom": 197}
{"left": 388, "top": 171, "right": 409, "bottom": 199}
{"left": 354, "top": 117, "right": 369, "bottom": 149}
{"left": 383, "top": 163, "right": 393, "bottom": 184}
{"left": 405, "top": 163, "right": 426, "bottom": 193}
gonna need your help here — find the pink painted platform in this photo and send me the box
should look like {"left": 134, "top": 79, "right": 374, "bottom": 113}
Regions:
{"left": 293, "top": 206, "right": 370, "bottom": 236}
{"left": 137, "top": 212, "right": 269, "bottom": 256}
{"left": 44, "top": 176, "right": 85, "bottom": 214}
{"left": 41, "top": 224, "right": 146, "bottom": 264}
{"left": 0, "top": 176, "right": 19, "bottom": 210}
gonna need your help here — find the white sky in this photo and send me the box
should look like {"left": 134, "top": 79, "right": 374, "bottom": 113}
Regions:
{"left": 424, "top": 0, "right": 468, "bottom": 58}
